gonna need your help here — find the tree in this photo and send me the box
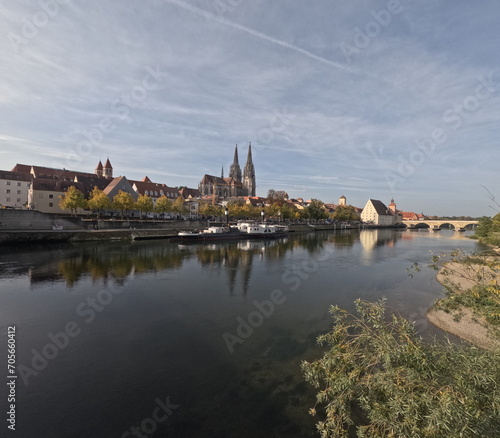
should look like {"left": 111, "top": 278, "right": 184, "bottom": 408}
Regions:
{"left": 302, "top": 199, "right": 328, "bottom": 220}
{"left": 476, "top": 216, "right": 493, "bottom": 238}
{"left": 87, "top": 186, "right": 111, "bottom": 218}
{"left": 493, "top": 213, "right": 500, "bottom": 231}
{"left": 59, "top": 185, "right": 87, "bottom": 216}
{"left": 267, "top": 189, "right": 288, "bottom": 206}
{"left": 302, "top": 299, "right": 500, "bottom": 438}
{"left": 155, "top": 195, "right": 173, "bottom": 218}
{"left": 172, "top": 196, "right": 188, "bottom": 216}
{"left": 112, "top": 190, "right": 135, "bottom": 219}
{"left": 199, "top": 203, "right": 222, "bottom": 218}
{"left": 136, "top": 194, "right": 154, "bottom": 218}
{"left": 333, "top": 205, "right": 359, "bottom": 222}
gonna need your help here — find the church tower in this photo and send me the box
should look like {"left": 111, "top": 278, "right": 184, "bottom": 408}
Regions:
{"left": 95, "top": 160, "right": 104, "bottom": 177}
{"left": 103, "top": 158, "right": 113, "bottom": 179}
{"left": 243, "top": 142, "right": 256, "bottom": 197}
{"left": 229, "top": 145, "right": 242, "bottom": 182}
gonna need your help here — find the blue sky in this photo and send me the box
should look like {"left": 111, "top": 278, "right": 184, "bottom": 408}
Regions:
{"left": 1, "top": 0, "right": 499, "bottom": 216}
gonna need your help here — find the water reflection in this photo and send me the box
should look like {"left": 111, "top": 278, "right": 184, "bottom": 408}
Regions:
{"left": 2, "top": 229, "right": 476, "bottom": 290}
{"left": 26, "top": 243, "right": 188, "bottom": 286}
{"left": 0, "top": 229, "right": 482, "bottom": 438}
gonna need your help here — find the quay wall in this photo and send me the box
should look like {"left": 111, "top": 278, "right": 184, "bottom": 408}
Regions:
{"left": 0, "top": 210, "right": 83, "bottom": 230}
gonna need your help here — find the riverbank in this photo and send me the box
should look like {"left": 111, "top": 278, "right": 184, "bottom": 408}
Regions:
{"left": 427, "top": 255, "right": 500, "bottom": 350}
{"left": 0, "top": 221, "right": 364, "bottom": 244}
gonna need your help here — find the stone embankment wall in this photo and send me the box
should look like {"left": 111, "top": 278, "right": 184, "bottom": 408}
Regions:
{"left": 0, "top": 210, "right": 83, "bottom": 230}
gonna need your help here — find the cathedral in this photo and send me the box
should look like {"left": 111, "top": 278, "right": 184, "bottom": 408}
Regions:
{"left": 199, "top": 143, "right": 256, "bottom": 198}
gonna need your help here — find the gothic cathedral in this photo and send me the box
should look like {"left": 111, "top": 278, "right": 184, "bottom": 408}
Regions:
{"left": 199, "top": 143, "right": 256, "bottom": 198}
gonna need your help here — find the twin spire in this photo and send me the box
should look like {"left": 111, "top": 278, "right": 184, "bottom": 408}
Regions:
{"left": 227, "top": 143, "right": 255, "bottom": 196}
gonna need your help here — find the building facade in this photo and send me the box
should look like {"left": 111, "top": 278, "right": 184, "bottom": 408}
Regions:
{"left": 361, "top": 199, "right": 398, "bottom": 225}
{"left": 0, "top": 171, "right": 31, "bottom": 208}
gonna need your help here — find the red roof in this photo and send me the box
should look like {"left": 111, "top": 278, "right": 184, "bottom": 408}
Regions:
{"left": 104, "top": 158, "right": 113, "bottom": 169}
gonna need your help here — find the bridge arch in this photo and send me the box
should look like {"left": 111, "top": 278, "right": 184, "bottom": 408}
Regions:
{"left": 403, "top": 220, "right": 478, "bottom": 231}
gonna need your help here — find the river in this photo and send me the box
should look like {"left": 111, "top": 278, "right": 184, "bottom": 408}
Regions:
{"left": 0, "top": 229, "right": 484, "bottom": 437}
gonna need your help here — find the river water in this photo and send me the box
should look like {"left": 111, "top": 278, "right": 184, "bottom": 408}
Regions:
{"left": 0, "top": 229, "right": 484, "bottom": 437}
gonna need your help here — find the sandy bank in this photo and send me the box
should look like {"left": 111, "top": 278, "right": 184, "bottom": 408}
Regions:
{"left": 427, "top": 257, "right": 500, "bottom": 351}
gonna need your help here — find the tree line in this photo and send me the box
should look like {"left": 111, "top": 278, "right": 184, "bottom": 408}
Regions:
{"left": 59, "top": 186, "right": 361, "bottom": 222}
{"left": 59, "top": 186, "right": 188, "bottom": 218}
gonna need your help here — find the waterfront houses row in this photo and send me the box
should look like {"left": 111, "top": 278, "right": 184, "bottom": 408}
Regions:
{"left": 1, "top": 152, "right": 426, "bottom": 224}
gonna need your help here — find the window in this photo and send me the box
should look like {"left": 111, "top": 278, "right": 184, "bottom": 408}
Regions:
{"left": 6, "top": 197, "right": 10, "bottom": 202}
{"left": 17, "top": 182, "right": 21, "bottom": 186}
{"left": 6, "top": 182, "right": 10, "bottom": 186}
{"left": 49, "top": 203, "right": 53, "bottom": 207}
{"left": 17, "top": 198, "right": 21, "bottom": 203}
{"left": 154, "top": 191, "right": 158, "bottom": 196}
{"left": 17, "top": 190, "right": 21, "bottom": 194}
{"left": 6, "top": 189, "right": 10, "bottom": 194}
{"left": 49, "top": 194, "right": 53, "bottom": 199}
{"left": 145, "top": 190, "right": 148, "bottom": 195}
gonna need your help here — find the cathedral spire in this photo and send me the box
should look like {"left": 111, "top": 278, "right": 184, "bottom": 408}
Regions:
{"left": 243, "top": 142, "right": 256, "bottom": 197}
{"left": 221, "top": 165, "right": 224, "bottom": 179}
{"left": 229, "top": 144, "right": 242, "bottom": 182}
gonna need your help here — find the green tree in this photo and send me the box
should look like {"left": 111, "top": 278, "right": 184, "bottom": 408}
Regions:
{"left": 59, "top": 185, "right": 87, "bottom": 216}
{"left": 476, "top": 216, "right": 493, "bottom": 238}
{"left": 227, "top": 198, "right": 245, "bottom": 219}
{"left": 155, "top": 195, "right": 173, "bottom": 218}
{"left": 136, "top": 194, "right": 154, "bottom": 218}
{"left": 87, "top": 186, "right": 111, "bottom": 218}
{"left": 493, "top": 213, "right": 500, "bottom": 231}
{"left": 302, "top": 299, "right": 500, "bottom": 438}
{"left": 241, "top": 203, "right": 259, "bottom": 219}
{"left": 281, "top": 204, "right": 299, "bottom": 220}
{"left": 302, "top": 199, "right": 328, "bottom": 220}
{"left": 333, "top": 205, "right": 359, "bottom": 222}
{"left": 112, "top": 190, "right": 135, "bottom": 219}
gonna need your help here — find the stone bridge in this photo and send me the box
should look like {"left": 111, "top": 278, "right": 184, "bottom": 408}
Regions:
{"left": 403, "top": 220, "right": 478, "bottom": 231}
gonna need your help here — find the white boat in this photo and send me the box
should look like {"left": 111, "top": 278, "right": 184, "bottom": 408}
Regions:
{"left": 235, "top": 221, "right": 289, "bottom": 236}
{"left": 173, "top": 221, "right": 288, "bottom": 242}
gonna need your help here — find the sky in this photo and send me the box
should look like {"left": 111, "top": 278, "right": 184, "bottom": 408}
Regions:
{"left": 1, "top": 0, "right": 499, "bottom": 217}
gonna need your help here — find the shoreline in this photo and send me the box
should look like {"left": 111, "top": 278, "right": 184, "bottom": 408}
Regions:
{"left": 427, "top": 257, "right": 500, "bottom": 351}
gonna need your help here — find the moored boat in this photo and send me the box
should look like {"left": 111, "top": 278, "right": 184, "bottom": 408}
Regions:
{"left": 172, "top": 221, "right": 288, "bottom": 242}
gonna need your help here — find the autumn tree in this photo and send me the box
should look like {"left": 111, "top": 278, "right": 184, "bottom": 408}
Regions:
{"left": 59, "top": 185, "right": 87, "bottom": 216}
{"left": 136, "top": 194, "right": 154, "bottom": 218}
{"left": 112, "top": 190, "right": 135, "bottom": 219}
{"left": 87, "top": 186, "right": 111, "bottom": 218}
{"left": 172, "top": 196, "right": 188, "bottom": 216}
{"left": 199, "top": 203, "right": 222, "bottom": 218}
{"left": 155, "top": 195, "right": 173, "bottom": 218}
{"left": 267, "top": 189, "right": 288, "bottom": 206}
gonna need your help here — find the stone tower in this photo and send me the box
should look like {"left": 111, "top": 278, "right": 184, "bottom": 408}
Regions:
{"left": 243, "top": 143, "right": 256, "bottom": 197}
{"left": 229, "top": 145, "right": 242, "bottom": 182}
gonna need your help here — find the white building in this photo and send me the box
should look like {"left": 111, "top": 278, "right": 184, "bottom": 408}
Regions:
{"left": 361, "top": 199, "right": 397, "bottom": 226}
{"left": 0, "top": 171, "right": 31, "bottom": 209}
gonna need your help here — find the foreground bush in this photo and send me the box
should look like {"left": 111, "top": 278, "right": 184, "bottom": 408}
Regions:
{"left": 302, "top": 299, "right": 500, "bottom": 438}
